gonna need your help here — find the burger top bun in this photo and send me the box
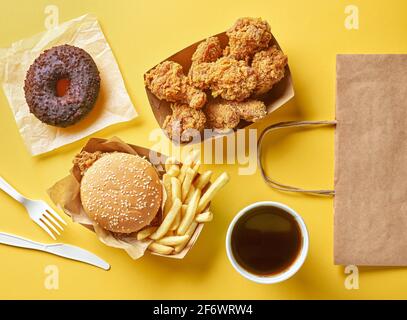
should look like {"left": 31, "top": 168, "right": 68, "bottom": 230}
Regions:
{"left": 80, "top": 152, "right": 162, "bottom": 234}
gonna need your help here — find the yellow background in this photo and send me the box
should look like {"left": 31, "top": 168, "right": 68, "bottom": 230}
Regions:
{"left": 0, "top": 0, "right": 406, "bottom": 299}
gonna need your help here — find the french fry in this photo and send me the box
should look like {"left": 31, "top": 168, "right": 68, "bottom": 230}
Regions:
{"left": 170, "top": 214, "right": 182, "bottom": 231}
{"left": 181, "top": 204, "right": 188, "bottom": 218}
{"left": 197, "top": 172, "right": 230, "bottom": 214}
{"left": 165, "top": 157, "right": 178, "bottom": 172}
{"left": 178, "top": 150, "right": 199, "bottom": 182}
{"left": 192, "top": 160, "right": 201, "bottom": 174}
{"left": 150, "top": 198, "right": 182, "bottom": 240}
{"left": 167, "top": 165, "right": 180, "bottom": 177}
{"left": 162, "top": 174, "right": 172, "bottom": 217}
{"left": 148, "top": 242, "right": 174, "bottom": 255}
{"left": 171, "top": 213, "right": 180, "bottom": 231}
{"left": 165, "top": 157, "right": 180, "bottom": 177}
{"left": 194, "top": 170, "right": 212, "bottom": 190}
{"left": 178, "top": 189, "right": 201, "bottom": 235}
{"left": 169, "top": 177, "right": 181, "bottom": 230}
{"left": 157, "top": 235, "right": 189, "bottom": 246}
{"left": 174, "top": 222, "right": 198, "bottom": 253}
{"left": 171, "top": 177, "right": 181, "bottom": 201}
{"left": 196, "top": 211, "right": 213, "bottom": 223}
{"left": 137, "top": 226, "right": 158, "bottom": 240}
{"left": 178, "top": 165, "right": 189, "bottom": 184}
{"left": 181, "top": 168, "right": 195, "bottom": 202}
{"left": 184, "top": 184, "right": 196, "bottom": 204}
{"left": 184, "top": 149, "right": 200, "bottom": 166}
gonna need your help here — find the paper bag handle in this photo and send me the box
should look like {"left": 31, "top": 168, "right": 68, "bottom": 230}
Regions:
{"left": 258, "top": 120, "right": 337, "bottom": 196}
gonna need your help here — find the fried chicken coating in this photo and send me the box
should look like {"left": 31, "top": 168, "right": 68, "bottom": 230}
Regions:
{"left": 235, "top": 99, "right": 267, "bottom": 122}
{"left": 252, "top": 46, "right": 287, "bottom": 95}
{"left": 191, "top": 37, "right": 223, "bottom": 65}
{"left": 189, "top": 37, "right": 223, "bottom": 90}
{"left": 209, "top": 57, "right": 257, "bottom": 101}
{"left": 204, "top": 99, "right": 266, "bottom": 130}
{"left": 204, "top": 100, "right": 240, "bottom": 131}
{"left": 190, "top": 57, "right": 257, "bottom": 101}
{"left": 189, "top": 62, "right": 213, "bottom": 90}
{"left": 186, "top": 84, "right": 207, "bottom": 109}
{"left": 226, "top": 17, "right": 272, "bottom": 61}
{"left": 145, "top": 61, "right": 206, "bottom": 109}
{"left": 163, "top": 103, "right": 206, "bottom": 142}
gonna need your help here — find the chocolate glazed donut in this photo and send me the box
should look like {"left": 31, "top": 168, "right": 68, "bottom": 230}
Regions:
{"left": 24, "top": 45, "right": 100, "bottom": 127}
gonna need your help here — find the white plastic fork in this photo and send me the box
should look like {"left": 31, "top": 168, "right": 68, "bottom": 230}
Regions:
{"left": 0, "top": 176, "right": 66, "bottom": 240}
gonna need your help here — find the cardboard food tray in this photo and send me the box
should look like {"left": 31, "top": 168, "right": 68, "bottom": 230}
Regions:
{"left": 48, "top": 137, "right": 208, "bottom": 260}
{"left": 145, "top": 32, "right": 294, "bottom": 143}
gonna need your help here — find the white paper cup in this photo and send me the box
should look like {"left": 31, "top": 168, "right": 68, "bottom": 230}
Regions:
{"left": 225, "top": 201, "right": 309, "bottom": 284}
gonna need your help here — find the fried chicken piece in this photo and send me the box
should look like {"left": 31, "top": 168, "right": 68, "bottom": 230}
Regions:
{"left": 189, "top": 37, "right": 223, "bottom": 90}
{"left": 73, "top": 151, "right": 104, "bottom": 175}
{"left": 145, "top": 61, "right": 206, "bottom": 109}
{"left": 209, "top": 57, "right": 257, "bottom": 101}
{"left": 226, "top": 17, "right": 272, "bottom": 61}
{"left": 234, "top": 99, "right": 267, "bottom": 122}
{"left": 252, "top": 46, "right": 287, "bottom": 95}
{"left": 163, "top": 103, "right": 206, "bottom": 142}
{"left": 189, "top": 62, "right": 213, "bottom": 90}
{"left": 186, "top": 84, "right": 207, "bottom": 109}
{"left": 204, "top": 100, "right": 240, "bottom": 131}
{"left": 190, "top": 58, "right": 257, "bottom": 101}
{"left": 191, "top": 37, "right": 223, "bottom": 65}
{"left": 204, "top": 99, "right": 266, "bottom": 130}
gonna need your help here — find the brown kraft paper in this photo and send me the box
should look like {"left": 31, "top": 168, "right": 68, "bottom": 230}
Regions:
{"left": 335, "top": 54, "right": 407, "bottom": 266}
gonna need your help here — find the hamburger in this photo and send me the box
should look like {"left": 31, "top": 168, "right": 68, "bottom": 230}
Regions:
{"left": 78, "top": 152, "right": 162, "bottom": 234}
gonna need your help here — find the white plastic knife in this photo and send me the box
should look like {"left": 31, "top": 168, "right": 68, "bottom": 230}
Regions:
{"left": 0, "top": 232, "right": 110, "bottom": 270}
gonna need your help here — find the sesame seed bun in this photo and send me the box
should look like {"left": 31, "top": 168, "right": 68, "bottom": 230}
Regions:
{"left": 80, "top": 152, "right": 162, "bottom": 233}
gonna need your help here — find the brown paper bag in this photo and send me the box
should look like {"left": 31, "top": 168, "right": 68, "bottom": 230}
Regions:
{"left": 145, "top": 32, "right": 294, "bottom": 143}
{"left": 257, "top": 55, "right": 407, "bottom": 266}
{"left": 48, "top": 137, "right": 206, "bottom": 260}
{"left": 334, "top": 54, "right": 407, "bottom": 266}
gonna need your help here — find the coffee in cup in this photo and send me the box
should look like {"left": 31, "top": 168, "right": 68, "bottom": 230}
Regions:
{"left": 225, "top": 201, "right": 309, "bottom": 284}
